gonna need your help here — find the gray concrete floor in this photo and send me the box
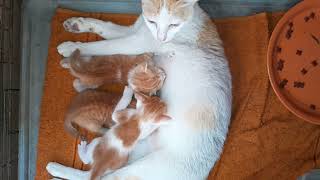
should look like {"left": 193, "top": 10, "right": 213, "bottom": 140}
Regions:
{"left": 19, "top": 0, "right": 301, "bottom": 179}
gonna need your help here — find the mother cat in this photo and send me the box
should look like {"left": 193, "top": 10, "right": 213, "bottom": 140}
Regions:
{"left": 47, "top": 0, "right": 232, "bottom": 179}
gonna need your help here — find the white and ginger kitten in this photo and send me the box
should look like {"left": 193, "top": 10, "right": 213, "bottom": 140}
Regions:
{"left": 63, "top": 50, "right": 166, "bottom": 140}
{"left": 47, "top": 0, "right": 232, "bottom": 179}
{"left": 76, "top": 87, "right": 171, "bottom": 180}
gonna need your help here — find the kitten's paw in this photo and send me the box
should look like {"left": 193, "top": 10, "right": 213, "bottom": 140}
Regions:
{"left": 63, "top": 17, "right": 89, "bottom": 33}
{"left": 60, "top": 58, "right": 70, "bottom": 69}
{"left": 78, "top": 141, "right": 88, "bottom": 151}
{"left": 57, "top": 41, "right": 81, "bottom": 57}
{"left": 80, "top": 140, "right": 88, "bottom": 146}
{"left": 78, "top": 141, "right": 90, "bottom": 164}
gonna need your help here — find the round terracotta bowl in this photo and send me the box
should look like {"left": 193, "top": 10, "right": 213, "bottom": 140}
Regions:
{"left": 267, "top": 0, "right": 320, "bottom": 124}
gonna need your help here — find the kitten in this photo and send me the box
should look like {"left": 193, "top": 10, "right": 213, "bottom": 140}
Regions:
{"left": 76, "top": 88, "right": 171, "bottom": 180}
{"left": 47, "top": 0, "right": 232, "bottom": 179}
{"left": 61, "top": 49, "right": 155, "bottom": 92}
{"left": 63, "top": 53, "right": 166, "bottom": 140}
{"left": 63, "top": 90, "right": 122, "bottom": 140}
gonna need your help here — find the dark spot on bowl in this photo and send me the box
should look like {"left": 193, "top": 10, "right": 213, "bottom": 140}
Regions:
{"left": 304, "top": 16, "right": 310, "bottom": 22}
{"left": 310, "top": 104, "right": 316, "bottom": 110}
{"left": 311, "top": 60, "right": 318, "bottom": 66}
{"left": 279, "top": 79, "right": 288, "bottom": 89}
{"left": 310, "top": 12, "right": 315, "bottom": 19}
{"left": 276, "top": 46, "right": 282, "bottom": 53}
{"left": 277, "top": 59, "right": 284, "bottom": 71}
{"left": 294, "top": 81, "right": 305, "bottom": 88}
{"left": 296, "top": 50, "right": 303, "bottom": 56}
{"left": 301, "top": 68, "right": 308, "bottom": 75}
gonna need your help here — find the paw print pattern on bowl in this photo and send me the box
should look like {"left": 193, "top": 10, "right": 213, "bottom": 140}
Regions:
{"left": 267, "top": 0, "right": 320, "bottom": 124}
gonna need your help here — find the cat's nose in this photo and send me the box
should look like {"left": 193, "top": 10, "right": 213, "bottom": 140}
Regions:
{"left": 157, "top": 32, "right": 167, "bottom": 42}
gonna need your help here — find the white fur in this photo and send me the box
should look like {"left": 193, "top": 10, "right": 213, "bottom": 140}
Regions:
{"left": 48, "top": 2, "right": 231, "bottom": 180}
{"left": 63, "top": 17, "right": 134, "bottom": 39}
{"left": 72, "top": 79, "right": 98, "bottom": 92}
{"left": 77, "top": 139, "right": 101, "bottom": 165}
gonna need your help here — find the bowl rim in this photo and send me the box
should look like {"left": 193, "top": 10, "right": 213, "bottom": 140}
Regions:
{"left": 267, "top": 0, "right": 320, "bottom": 124}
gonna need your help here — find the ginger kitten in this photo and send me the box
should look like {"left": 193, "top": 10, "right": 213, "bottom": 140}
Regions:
{"left": 63, "top": 52, "right": 166, "bottom": 140}
{"left": 77, "top": 88, "right": 171, "bottom": 180}
{"left": 60, "top": 49, "right": 155, "bottom": 92}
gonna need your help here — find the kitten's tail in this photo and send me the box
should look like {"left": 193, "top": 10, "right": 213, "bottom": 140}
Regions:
{"left": 69, "top": 49, "right": 90, "bottom": 75}
{"left": 64, "top": 115, "right": 82, "bottom": 139}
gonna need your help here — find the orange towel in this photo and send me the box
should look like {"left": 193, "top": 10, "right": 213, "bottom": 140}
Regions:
{"left": 36, "top": 8, "right": 320, "bottom": 180}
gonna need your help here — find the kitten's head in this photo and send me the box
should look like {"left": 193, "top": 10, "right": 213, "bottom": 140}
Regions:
{"left": 134, "top": 92, "right": 171, "bottom": 139}
{"left": 128, "top": 61, "right": 166, "bottom": 95}
{"left": 142, "top": 0, "right": 199, "bottom": 42}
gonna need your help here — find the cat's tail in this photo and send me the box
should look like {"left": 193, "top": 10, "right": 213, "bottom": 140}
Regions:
{"left": 47, "top": 162, "right": 90, "bottom": 180}
{"left": 64, "top": 115, "right": 82, "bottom": 140}
{"left": 69, "top": 49, "right": 91, "bottom": 75}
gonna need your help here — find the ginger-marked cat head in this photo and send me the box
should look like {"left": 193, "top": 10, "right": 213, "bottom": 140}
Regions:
{"left": 142, "top": 0, "right": 199, "bottom": 42}
{"left": 113, "top": 91, "right": 171, "bottom": 140}
{"left": 128, "top": 61, "right": 166, "bottom": 95}
{"left": 134, "top": 92, "right": 171, "bottom": 139}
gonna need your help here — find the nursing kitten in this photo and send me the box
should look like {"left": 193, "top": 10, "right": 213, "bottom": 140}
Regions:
{"left": 76, "top": 89, "right": 171, "bottom": 180}
{"left": 63, "top": 90, "right": 122, "bottom": 140}
{"left": 47, "top": 0, "right": 232, "bottom": 179}
{"left": 63, "top": 54, "right": 166, "bottom": 140}
{"left": 61, "top": 49, "right": 155, "bottom": 92}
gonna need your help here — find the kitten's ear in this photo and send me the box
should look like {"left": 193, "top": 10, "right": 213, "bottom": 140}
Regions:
{"left": 144, "top": 63, "right": 148, "bottom": 72}
{"left": 134, "top": 92, "right": 148, "bottom": 103}
{"left": 155, "top": 115, "right": 172, "bottom": 125}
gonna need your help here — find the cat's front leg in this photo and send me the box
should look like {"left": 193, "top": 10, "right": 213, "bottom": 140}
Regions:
{"left": 57, "top": 29, "right": 155, "bottom": 57}
{"left": 113, "top": 86, "right": 134, "bottom": 112}
{"left": 63, "top": 17, "right": 134, "bottom": 39}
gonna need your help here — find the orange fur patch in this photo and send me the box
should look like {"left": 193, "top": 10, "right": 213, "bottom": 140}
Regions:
{"left": 66, "top": 50, "right": 153, "bottom": 88}
{"left": 115, "top": 118, "right": 140, "bottom": 147}
{"left": 64, "top": 90, "right": 121, "bottom": 139}
{"left": 139, "top": 94, "right": 168, "bottom": 122}
{"left": 142, "top": 0, "right": 193, "bottom": 20}
{"left": 91, "top": 142, "right": 128, "bottom": 180}
{"left": 197, "top": 19, "right": 220, "bottom": 48}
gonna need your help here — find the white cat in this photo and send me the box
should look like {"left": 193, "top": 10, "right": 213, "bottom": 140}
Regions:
{"left": 46, "top": 0, "right": 232, "bottom": 179}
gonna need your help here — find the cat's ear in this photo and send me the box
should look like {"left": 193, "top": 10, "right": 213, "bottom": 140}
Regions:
{"left": 134, "top": 92, "right": 148, "bottom": 103}
{"left": 182, "top": 0, "right": 199, "bottom": 5}
{"left": 154, "top": 115, "right": 172, "bottom": 125}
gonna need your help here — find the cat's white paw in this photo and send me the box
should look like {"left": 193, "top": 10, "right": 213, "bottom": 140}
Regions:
{"left": 63, "top": 17, "right": 89, "bottom": 33}
{"left": 57, "top": 41, "right": 81, "bottom": 57}
{"left": 46, "top": 162, "right": 65, "bottom": 178}
{"left": 78, "top": 141, "right": 88, "bottom": 149}
{"left": 123, "top": 86, "right": 134, "bottom": 98}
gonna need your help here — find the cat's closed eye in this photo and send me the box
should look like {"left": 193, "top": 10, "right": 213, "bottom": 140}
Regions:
{"left": 148, "top": 20, "right": 157, "bottom": 26}
{"left": 169, "top": 23, "right": 180, "bottom": 28}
